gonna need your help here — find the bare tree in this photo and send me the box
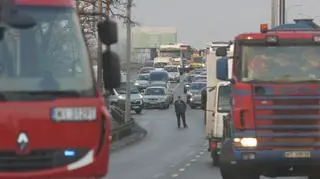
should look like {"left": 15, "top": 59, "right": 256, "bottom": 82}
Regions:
{"left": 77, "top": 0, "right": 138, "bottom": 50}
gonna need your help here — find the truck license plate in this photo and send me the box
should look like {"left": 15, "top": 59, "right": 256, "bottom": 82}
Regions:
{"left": 284, "top": 151, "right": 310, "bottom": 158}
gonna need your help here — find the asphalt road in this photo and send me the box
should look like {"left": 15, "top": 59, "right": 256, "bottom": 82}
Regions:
{"left": 106, "top": 81, "right": 307, "bottom": 179}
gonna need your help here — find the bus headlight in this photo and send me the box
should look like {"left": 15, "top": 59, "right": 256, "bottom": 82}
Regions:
{"left": 234, "top": 137, "right": 257, "bottom": 147}
{"left": 51, "top": 107, "right": 97, "bottom": 121}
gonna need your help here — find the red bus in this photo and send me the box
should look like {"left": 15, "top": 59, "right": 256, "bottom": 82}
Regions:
{"left": 0, "top": 0, "right": 119, "bottom": 178}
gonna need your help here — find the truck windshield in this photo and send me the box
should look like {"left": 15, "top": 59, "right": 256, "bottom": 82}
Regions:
{"left": 0, "top": 6, "right": 94, "bottom": 95}
{"left": 241, "top": 45, "right": 320, "bottom": 82}
{"left": 159, "top": 50, "right": 180, "bottom": 58}
{"left": 218, "top": 85, "right": 231, "bottom": 112}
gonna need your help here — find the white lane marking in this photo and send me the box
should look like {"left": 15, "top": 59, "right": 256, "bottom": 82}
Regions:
{"left": 191, "top": 159, "right": 196, "bottom": 162}
{"left": 179, "top": 168, "right": 185, "bottom": 172}
{"left": 200, "top": 152, "right": 204, "bottom": 155}
{"left": 186, "top": 163, "right": 191, "bottom": 167}
{"left": 170, "top": 164, "right": 175, "bottom": 167}
{"left": 153, "top": 173, "right": 164, "bottom": 178}
{"left": 171, "top": 174, "right": 178, "bottom": 177}
{"left": 195, "top": 155, "right": 200, "bottom": 158}
{"left": 186, "top": 151, "right": 195, "bottom": 156}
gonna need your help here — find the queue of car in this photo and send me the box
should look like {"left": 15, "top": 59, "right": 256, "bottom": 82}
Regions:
{"left": 183, "top": 68, "right": 207, "bottom": 109}
{"left": 109, "top": 65, "right": 181, "bottom": 112}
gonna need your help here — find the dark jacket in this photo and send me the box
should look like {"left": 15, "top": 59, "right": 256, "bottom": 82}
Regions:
{"left": 174, "top": 99, "right": 187, "bottom": 113}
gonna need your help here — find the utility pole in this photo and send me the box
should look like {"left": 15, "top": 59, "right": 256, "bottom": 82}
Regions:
{"left": 125, "top": 0, "right": 132, "bottom": 122}
{"left": 271, "top": 0, "right": 278, "bottom": 28}
{"left": 279, "top": 0, "right": 286, "bottom": 25}
{"left": 97, "top": 0, "right": 103, "bottom": 91}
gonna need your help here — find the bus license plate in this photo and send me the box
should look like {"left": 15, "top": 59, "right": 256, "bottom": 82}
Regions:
{"left": 284, "top": 151, "right": 311, "bottom": 158}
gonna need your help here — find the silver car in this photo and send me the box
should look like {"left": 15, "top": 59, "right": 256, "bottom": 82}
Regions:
{"left": 109, "top": 84, "right": 144, "bottom": 114}
{"left": 134, "top": 73, "right": 150, "bottom": 91}
{"left": 187, "top": 82, "right": 206, "bottom": 109}
{"left": 143, "top": 87, "right": 170, "bottom": 109}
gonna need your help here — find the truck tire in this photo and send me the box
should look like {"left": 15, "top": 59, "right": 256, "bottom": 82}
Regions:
{"left": 220, "top": 167, "right": 236, "bottom": 179}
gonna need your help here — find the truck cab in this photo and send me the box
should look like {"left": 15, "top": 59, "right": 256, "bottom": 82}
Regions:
{"left": 0, "top": 0, "right": 121, "bottom": 178}
{"left": 216, "top": 21, "right": 320, "bottom": 179}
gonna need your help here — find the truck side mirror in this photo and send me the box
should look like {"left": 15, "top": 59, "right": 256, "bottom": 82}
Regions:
{"left": 215, "top": 47, "right": 227, "bottom": 57}
{"left": 97, "top": 20, "right": 118, "bottom": 45}
{"left": 102, "top": 51, "right": 121, "bottom": 90}
{"left": 216, "top": 58, "right": 228, "bottom": 81}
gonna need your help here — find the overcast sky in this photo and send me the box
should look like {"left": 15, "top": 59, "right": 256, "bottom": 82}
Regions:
{"left": 117, "top": 0, "right": 320, "bottom": 48}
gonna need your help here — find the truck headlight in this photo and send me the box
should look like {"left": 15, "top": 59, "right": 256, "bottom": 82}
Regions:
{"left": 51, "top": 107, "right": 97, "bottom": 121}
{"left": 234, "top": 137, "right": 257, "bottom": 147}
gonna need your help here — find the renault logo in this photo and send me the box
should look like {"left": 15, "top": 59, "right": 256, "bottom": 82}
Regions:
{"left": 17, "top": 132, "right": 29, "bottom": 151}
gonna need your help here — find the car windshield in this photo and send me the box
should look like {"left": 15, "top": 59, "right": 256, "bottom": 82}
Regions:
{"left": 164, "top": 66, "right": 178, "bottom": 72}
{"left": 138, "top": 74, "right": 149, "bottom": 80}
{"left": 190, "top": 83, "right": 206, "bottom": 90}
{"left": 0, "top": 6, "right": 93, "bottom": 95}
{"left": 194, "top": 76, "right": 206, "bottom": 81}
{"left": 145, "top": 88, "right": 165, "bottom": 95}
{"left": 241, "top": 45, "right": 320, "bottom": 82}
{"left": 150, "top": 72, "right": 168, "bottom": 81}
{"left": 218, "top": 85, "right": 231, "bottom": 112}
{"left": 117, "top": 85, "right": 140, "bottom": 94}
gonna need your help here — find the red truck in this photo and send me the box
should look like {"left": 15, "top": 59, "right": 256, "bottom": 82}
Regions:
{"left": 215, "top": 20, "right": 320, "bottom": 179}
{"left": 0, "top": 0, "right": 120, "bottom": 178}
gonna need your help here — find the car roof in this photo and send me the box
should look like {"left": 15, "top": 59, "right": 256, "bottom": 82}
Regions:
{"left": 146, "top": 86, "right": 166, "bottom": 89}
{"left": 150, "top": 70, "right": 168, "bottom": 74}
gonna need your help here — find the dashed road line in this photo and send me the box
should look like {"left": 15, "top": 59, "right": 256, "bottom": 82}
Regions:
{"left": 178, "top": 168, "right": 185, "bottom": 172}
{"left": 190, "top": 159, "right": 196, "bottom": 162}
{"left": 186, "top": 163, "right": 191, "bottom": 167}
{"left": 200, "top": 151, "right": 204, "bottom": 155}
{"left": 195, "top": 155, "right": 200, "bottom": 158}
{"left": 171, "top": 174, "right": 179, "bottom": 177}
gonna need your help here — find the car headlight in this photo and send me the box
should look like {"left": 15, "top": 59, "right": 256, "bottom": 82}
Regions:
{"left": 234, "top": 137, "right": 257, "bottom": 147}
{"left": 134, "top": 82, "right": 139, "bottom": 86}
{"left": 118, "top": 95, "right": 125, "bottom": 99}
{"left": 190, "top": 97, "right": 194, "bottom": 101}
{"left": 51, "top": 107, "right": 96, "bottom": 121}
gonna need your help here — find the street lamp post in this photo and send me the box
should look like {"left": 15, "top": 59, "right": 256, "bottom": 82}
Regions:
{"left": 124, "top": 0, "right": 133, "bottom": 123}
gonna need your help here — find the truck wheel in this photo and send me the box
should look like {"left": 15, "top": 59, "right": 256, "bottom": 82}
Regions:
{"left": 135, "top": 109, "right": 142, "bottom": 114}
{"left": 220, "top": 167, "right": 236, "bottom": 179}
{"left": 308, "top": 175, "right": 320, "bottom": 179}
{"left": 211, "top": 150, "right": 219, "bottom": 166}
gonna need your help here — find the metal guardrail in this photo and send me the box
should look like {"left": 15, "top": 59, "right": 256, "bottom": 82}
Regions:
{"left": 109, "top": 103, "right": 136, "bottom": 142}
{"left": 111, "top": 119, "right": 135, "bottom": 142}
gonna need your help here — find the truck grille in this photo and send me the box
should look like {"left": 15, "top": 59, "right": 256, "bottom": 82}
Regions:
{"left": 0, "top": 149, "right": 88, "bottom": 172}
{"left": 254, "top": 94, "right": 320, "bottom": 150}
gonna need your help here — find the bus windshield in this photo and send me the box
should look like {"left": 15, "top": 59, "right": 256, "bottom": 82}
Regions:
{"left": 0, "top": 6, "right": 93, "bottom": 94}
{"left": 241, "top": 45, "right": 320, "bottom": 82}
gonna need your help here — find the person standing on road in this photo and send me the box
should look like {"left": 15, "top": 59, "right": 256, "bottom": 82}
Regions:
{"left": 174, "top": 96, "right": 188, "bottom": 128}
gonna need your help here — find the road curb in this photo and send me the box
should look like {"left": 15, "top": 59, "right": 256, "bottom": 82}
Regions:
{"left": 110, "top": 123, "right": 147, "bottom": 152}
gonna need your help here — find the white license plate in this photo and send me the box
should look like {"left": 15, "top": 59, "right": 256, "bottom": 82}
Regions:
{"left": 132, "top": 106, "right": 139, "bottom": 109}
{"left": 284, "top": 151, "right": 311, "bottom": 158}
